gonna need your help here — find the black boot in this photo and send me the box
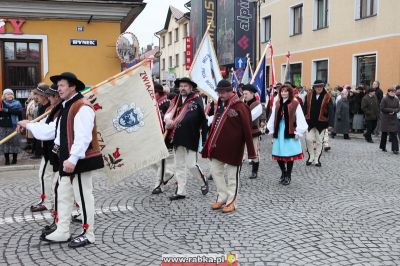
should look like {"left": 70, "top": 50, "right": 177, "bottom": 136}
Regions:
{"left": 4, "top": 153, "right": 10, "bottom": 165}
{"left": 249, "top": 162, "right": 259, "bottom": 179}
{"left": 280, "top": 171, "right": 286, "bottom": 184}
{"left": 283, "top": 161, "right": 293, "bottom": 185}
{"left": 344, "top": 134, "right": 350, "bottom": 140}
{"left": 11, "top": 153, "right": 17, "bottom": 164}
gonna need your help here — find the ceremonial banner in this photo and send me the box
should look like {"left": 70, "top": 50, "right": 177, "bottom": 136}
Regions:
{"left": 87, "top": 61, "right": 169, "bottom": 184}
{"left": 189, "top": 31, "right": 222, "bottom": 101}
{"left": 251, "top": 54, "right": 266, "bottom": 103}
{"left": 241, "top": 57, "right": 253, "bottom": 85}
{"left": 231, "top": 69, "right": 239, "bottom": 91}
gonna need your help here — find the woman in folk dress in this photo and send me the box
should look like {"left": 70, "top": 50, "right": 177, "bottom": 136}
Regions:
{"left": 267, "top": 85, "right": 308, "bottom": 185}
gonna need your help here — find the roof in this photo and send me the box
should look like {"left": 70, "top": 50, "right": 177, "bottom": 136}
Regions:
{"left": 155, "top": 5, "right": 189, "bottom": 35}
{"left": 0, "top": 0, "right": 146, "bottom": 32}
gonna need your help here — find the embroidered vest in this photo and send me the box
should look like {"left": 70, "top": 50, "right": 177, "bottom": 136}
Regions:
{"left": 273, "top": 99, "right": 299, "bottom": 139}
{"left": 58, "top": 94, "right": 104, "bottom": 176}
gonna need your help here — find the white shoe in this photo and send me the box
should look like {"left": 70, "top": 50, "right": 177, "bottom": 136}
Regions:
{"left": 41, "top": 229, "right": 71, "bottom": 243}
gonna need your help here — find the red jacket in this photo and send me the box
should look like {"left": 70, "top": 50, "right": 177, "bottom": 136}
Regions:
{"left": 202, "top": 94, "right": 256, "bottom": 166}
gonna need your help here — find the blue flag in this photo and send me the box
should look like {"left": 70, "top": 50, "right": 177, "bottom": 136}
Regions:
{"left": 231, "top": 71, "right": 239, "bottom": 92}
{"left": 251, "top": 56, "right": 266, "bottom": 103}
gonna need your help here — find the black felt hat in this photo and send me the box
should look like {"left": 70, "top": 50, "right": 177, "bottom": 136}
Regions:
{"left": 50, "top": 72, "right": 85, "bottom": 91}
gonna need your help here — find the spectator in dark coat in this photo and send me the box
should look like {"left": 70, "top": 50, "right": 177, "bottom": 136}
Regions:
{"left": 361, "top": 88, "right": 379, "bottom": 143}
{"left": 333, "top": 89, "right": 350, "bottom": 139}
{"left": 379, "top": 87, "right": 400, "bottom": 154}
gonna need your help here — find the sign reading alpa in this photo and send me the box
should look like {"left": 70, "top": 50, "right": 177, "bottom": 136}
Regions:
{"left": 189, "top": 0, "right": 255, "bottom": 67}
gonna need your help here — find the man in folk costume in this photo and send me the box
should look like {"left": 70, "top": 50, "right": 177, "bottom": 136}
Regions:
{"left": 26, "top": 83, "right": 52, "bottom": 212}
{"left": 18, "top": 72, "right": 104, "bottom": 248}
{"left": 303, "top": 80, "right": 334, "bottom": 167}
{"left": 242, "top": 84, "right": 266, "bottom": 179}
{"left": 266, "top": 85, "right": 308, "bottom": 185}
{"left": 202, "top": 80, "right": 256, "bottom": 213}
{"left": 151, "top": 82, "right": 175, "bottom": 194}
{"left": 164, "top": 77, "right": 209, "bottom": 201}
{"left": 19, "top": 84, "right": 63, "bottom": 231}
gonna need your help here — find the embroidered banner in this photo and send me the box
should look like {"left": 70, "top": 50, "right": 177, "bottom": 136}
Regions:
{"left": 87, "top": 60, "right": 169, "bottom": 184}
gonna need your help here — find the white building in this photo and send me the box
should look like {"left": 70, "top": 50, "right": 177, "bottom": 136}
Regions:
{"left": 156, "top": 6, "right": 190, "bottom": 88}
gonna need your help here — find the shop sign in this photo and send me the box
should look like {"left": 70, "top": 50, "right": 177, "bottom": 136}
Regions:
{"left": 0, "top": 18, "right": 25, "bottom": 34}
{"left": 71, "top": 39, "right": 97, "bottom": 46}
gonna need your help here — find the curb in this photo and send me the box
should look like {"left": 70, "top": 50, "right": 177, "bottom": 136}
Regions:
{"left": 0, "top": 164, "right": 40, "bottom": 172}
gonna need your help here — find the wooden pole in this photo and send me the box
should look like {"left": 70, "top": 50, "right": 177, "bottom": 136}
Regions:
{"left": 0, "top": 59, "right": 149, "bottom": 146}
{"left": 250, "top": 45, "right": 269, "bottom": 84}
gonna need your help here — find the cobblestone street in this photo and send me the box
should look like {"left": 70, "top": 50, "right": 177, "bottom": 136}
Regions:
{"left": 1, "top": 137, "right": 400, "bottom": 265}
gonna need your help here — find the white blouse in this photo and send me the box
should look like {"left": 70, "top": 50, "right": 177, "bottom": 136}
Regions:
{"left": 266, "top": 99, "right": 308, "bottom": 137}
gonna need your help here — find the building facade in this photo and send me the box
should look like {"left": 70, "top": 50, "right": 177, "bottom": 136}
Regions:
{"left": 259, "top": 0, "right": 400, "bottom": 89}
{"left": 156, "top": 6, "right": 190, "bottom": 88}
{"left": 0, "top": 0, "right": 145, "bottom": 101}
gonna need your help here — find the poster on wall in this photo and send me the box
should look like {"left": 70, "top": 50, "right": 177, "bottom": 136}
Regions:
{"left": 216, "top": 0, "right": 235, "bottom": 65}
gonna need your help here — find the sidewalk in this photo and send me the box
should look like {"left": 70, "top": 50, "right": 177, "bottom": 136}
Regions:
{"left": 0, "top": 149, "right": 41, "bottom": 172}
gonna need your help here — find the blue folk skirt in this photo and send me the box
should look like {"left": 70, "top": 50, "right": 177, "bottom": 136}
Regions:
{"left": 272, "top": 120, "right": 304, "bottom": 161}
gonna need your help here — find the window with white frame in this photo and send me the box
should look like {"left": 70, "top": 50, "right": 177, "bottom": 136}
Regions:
{"left": 314, "top": 0, "right": 328, "bottom": 30}
{"left": 175, "top": 28, "right": 179, "bottom": 42}
{"left": 262, "top": 16, "right": 271, "bottom": 42}
{"left": 168, "top": 56, "right": 172, "bottom": 68}
{"left": 313, "top": 60, "right": 328, "bottom": 84}
{"left": 355, "top": 0, "right": 377, "bottom": 19}
{"left": 175, "top": 53, "right": 179, "bottom": 66}
{"left": 168, "top": 32, "right": 172, "bottom": 45}
{"left": 162, "top": 58, "right": 165, "bottom": 70}
{"left": 281, "top": 63, "right": 302, "bottom": 86}
{"left": 161, "top": 36, "right": 165, "bottom": 48}
{"left": 183, "top": 23, "right": 188, "bottom": 38}
{"left": 290, "top": 4, "right": 303, "bottom": 36}
{"left": 356, "top": 54, "right": 376, "bottom": 87}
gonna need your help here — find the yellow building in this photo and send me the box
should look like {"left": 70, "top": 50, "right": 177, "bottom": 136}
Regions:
{"left": 259, "top": 0, "right": 400, "bottom": 89}
{"left": 0, "top": 0, "right": 145, "bottom": 100}
{"left": 156, "top": 6, "right": 190, "bottom": 88}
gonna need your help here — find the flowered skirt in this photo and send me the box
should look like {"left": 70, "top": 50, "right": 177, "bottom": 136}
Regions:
{"left": 272, "top": 120, "right": 304, "bottom": 162}
{"left": 0, "top": 127, "right": 21, "bottom": 154}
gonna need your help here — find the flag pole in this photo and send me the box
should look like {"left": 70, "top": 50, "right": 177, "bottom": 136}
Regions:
{"left": 282, "top": 51, "right": 291, "bottom": 83}
{"left": 188, "top": 16, "right": 220, "bottom": 101}
{"left": 188, "top": 18, "right": 213, "bottom": 75}
{"left": 250, "top": 45, "right": 268, "bottom": 84}
{"left": 0, "top": 59, "right": 150, "bottom": 146}
{"left": 246, "top": 53, "right": 254, "bottom": 77}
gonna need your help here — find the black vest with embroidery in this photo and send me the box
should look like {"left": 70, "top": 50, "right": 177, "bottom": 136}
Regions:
{"left": 58, "top": 94, "right": 104, "bottom": 176}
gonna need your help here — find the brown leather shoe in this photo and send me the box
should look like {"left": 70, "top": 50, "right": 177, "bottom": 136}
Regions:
{"left": 211, "top": 202, "right": 225, "bottom": 210}
{"left": 222, "top": 204, "right": 236, "bottom": 213}
{"left": 30, "top": 203, "right": 47, "bottom": 212}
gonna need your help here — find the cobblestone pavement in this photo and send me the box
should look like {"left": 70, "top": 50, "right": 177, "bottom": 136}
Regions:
{"left": 1, "top": 137, "right": 400, "bottom": 266}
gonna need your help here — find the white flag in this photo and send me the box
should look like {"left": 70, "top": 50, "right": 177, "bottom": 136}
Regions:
{"left": 241, "top": 63, "right": 251, "bottom": 84}
{"left": 189, "top": 32, "right": 222, "bottom": 101}
{"left": 86, "top": 61, "right": 169, "bottom": 184}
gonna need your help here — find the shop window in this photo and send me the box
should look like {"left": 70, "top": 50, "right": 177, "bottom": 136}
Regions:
{"left": 356, "top": 54, "right": 376, "bottom": 87}
{"left": 2, "top": 40, "right": 41, "bottom": 100}
{"left": 313, "top": 60, "right": 328, "bottom": 84}
{"left": 282, "top": 63, "right": 302, "bottom": 87}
